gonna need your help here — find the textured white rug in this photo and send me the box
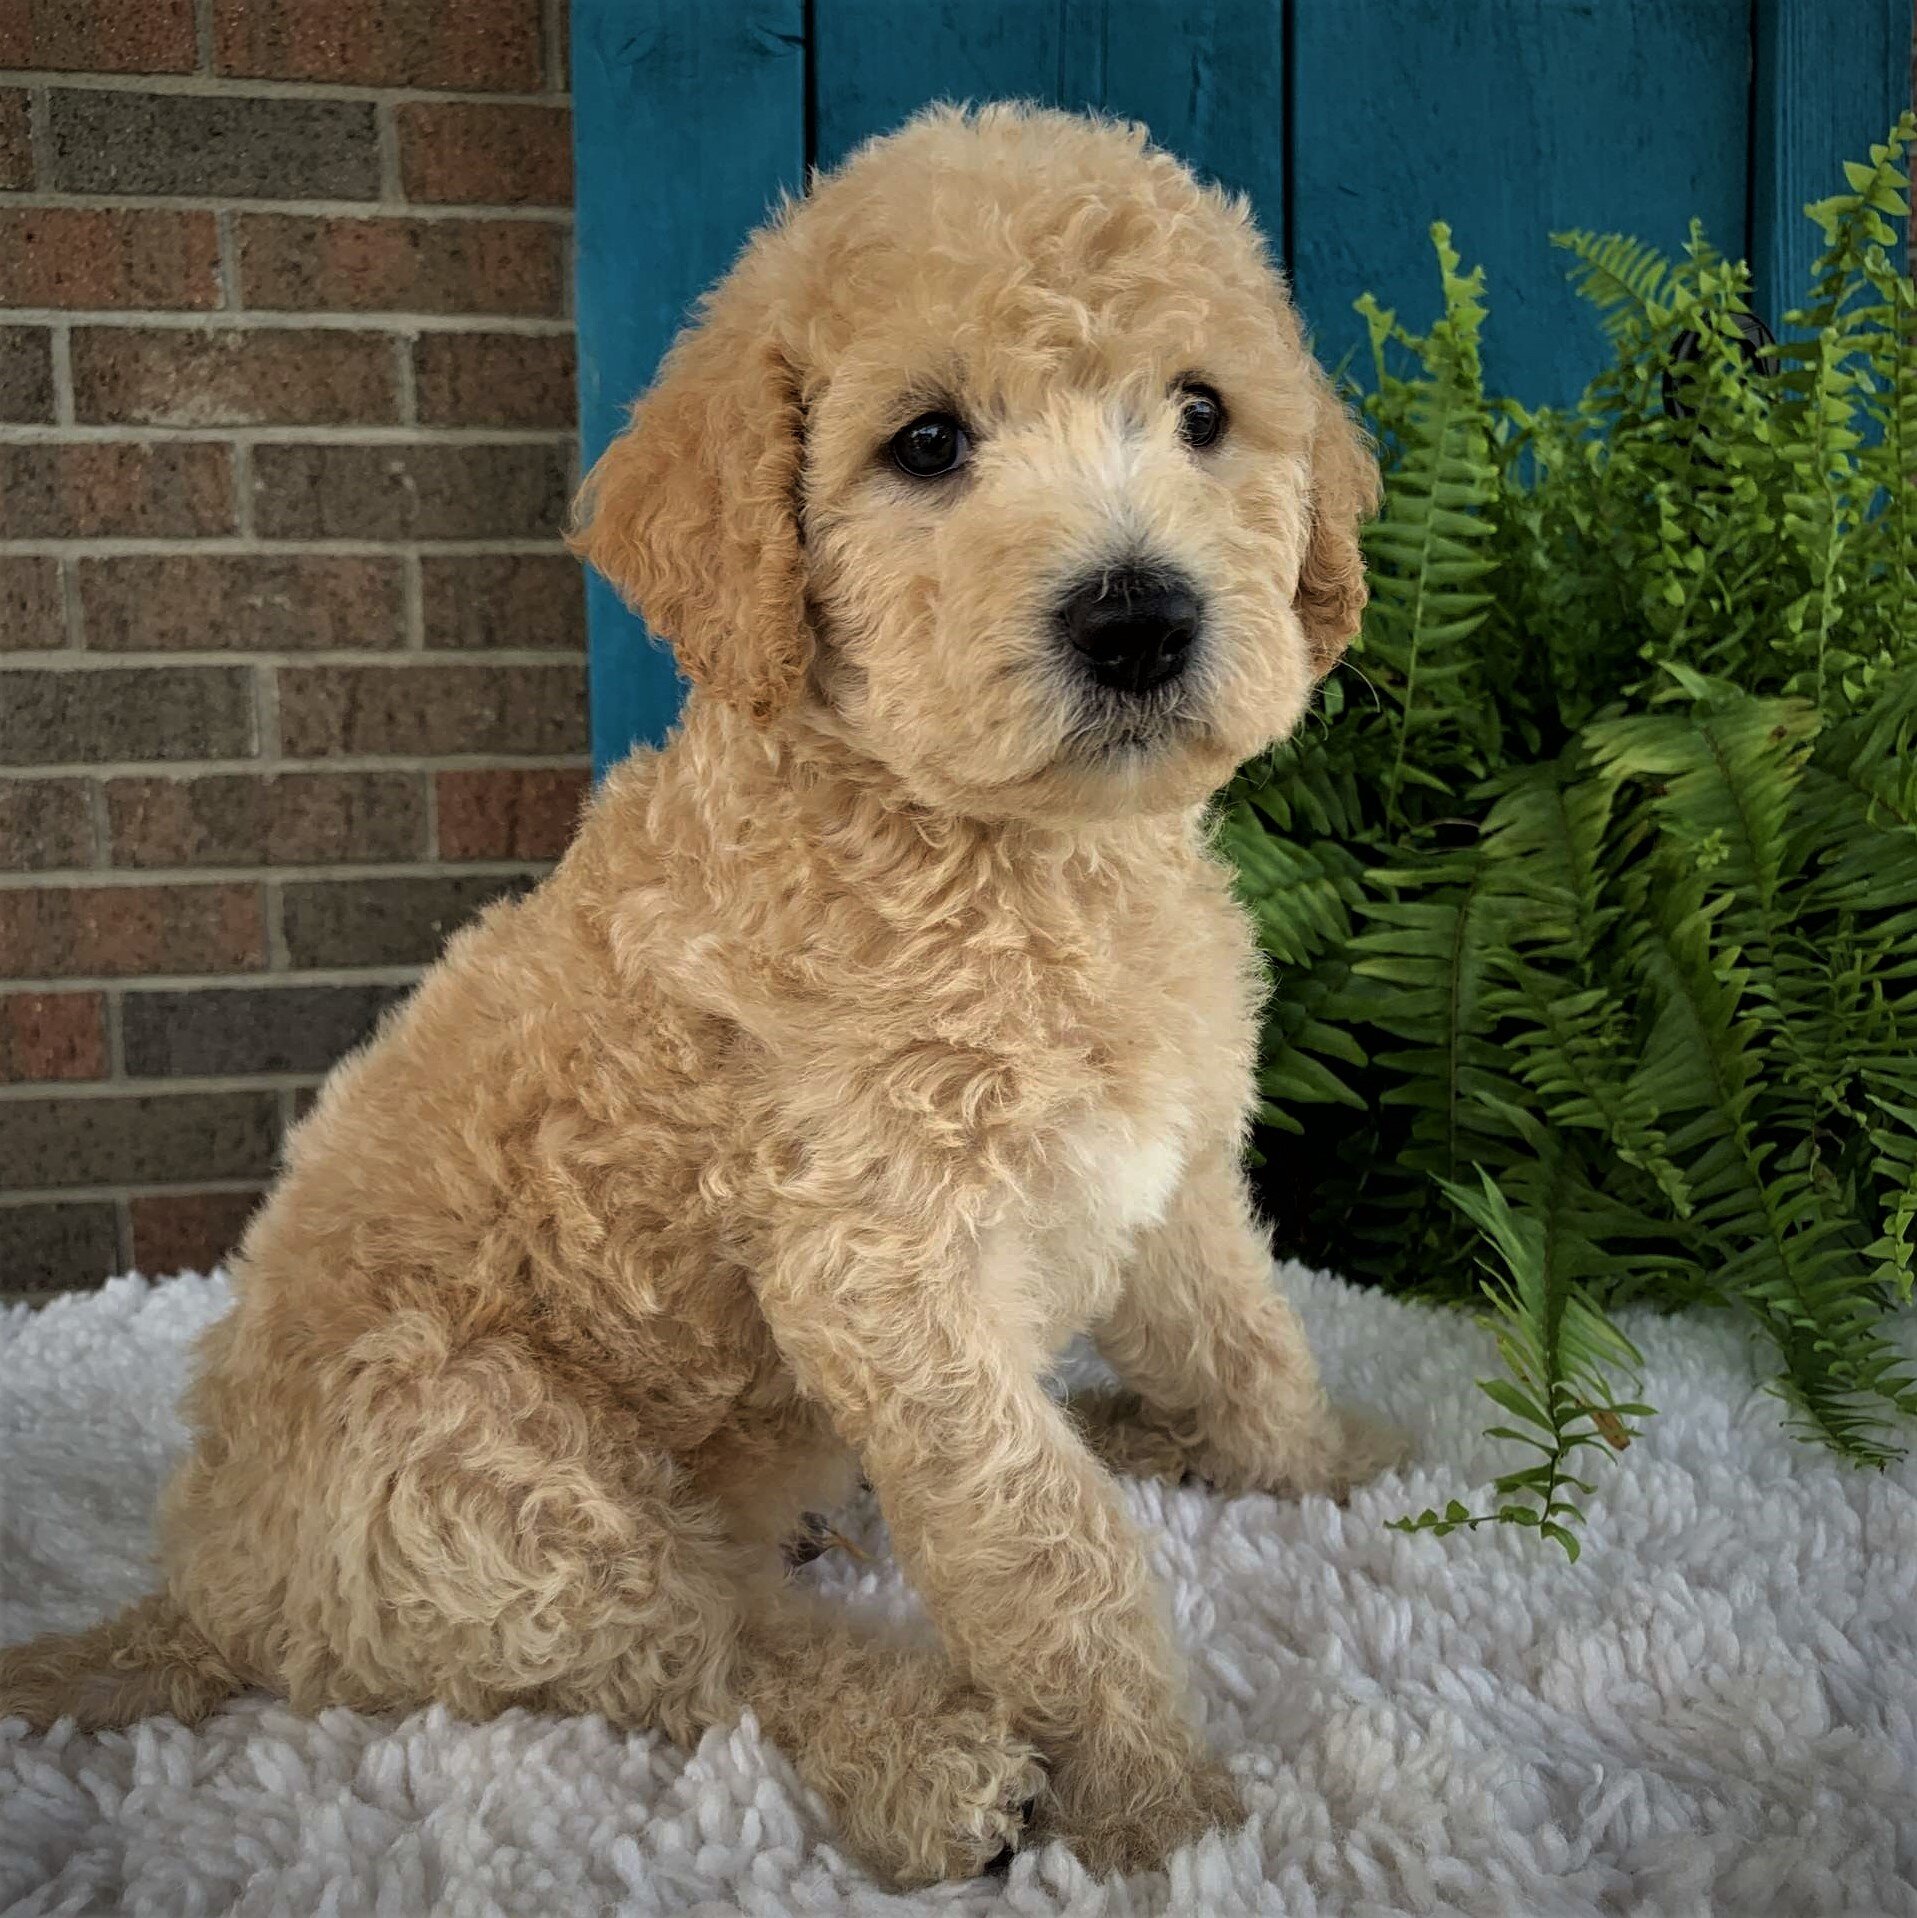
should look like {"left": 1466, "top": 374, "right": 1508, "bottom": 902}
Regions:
{"left": 2, "top": 1269, "right": 1915, "bottom": 1918}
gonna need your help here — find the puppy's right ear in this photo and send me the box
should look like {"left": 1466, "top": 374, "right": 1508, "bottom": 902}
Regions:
{"left": 570, "top": 265, "right": 811, "bottom": 725}
{"left": 1295, "top": 371, "right": 1382, "bottom": 676}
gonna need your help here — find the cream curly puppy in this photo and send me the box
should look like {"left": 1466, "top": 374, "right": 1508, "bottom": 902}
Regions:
{"left": 0, "top": 104, "right": 1394, "bottom": 1886}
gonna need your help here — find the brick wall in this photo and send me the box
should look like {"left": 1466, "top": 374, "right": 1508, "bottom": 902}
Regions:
{"left": 0, "top": 0, "right": 588, "bottom": 1296}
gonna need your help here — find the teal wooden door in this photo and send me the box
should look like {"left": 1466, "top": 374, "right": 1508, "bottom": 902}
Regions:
{"left": 573, "top": 0, "right": 1910, "bottom": 773}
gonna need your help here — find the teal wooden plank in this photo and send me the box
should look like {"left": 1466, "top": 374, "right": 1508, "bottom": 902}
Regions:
{"left": 811, "top": 1, "right": 1065, "bottom": 167}
{"left": 1752, "top": 0, "right": 1911, "bottom": 326}
{"left": 572, "top": 0, "right": 804, "bottom": 774}
{"left": 812, "top": 0, "right": 1286, "bottom": 246}
{"left": 1065, "top": 0, "right": 1287, "bottom": 240}
{"left": 1290, "top": 0, "right": 1751, "bottom": 406}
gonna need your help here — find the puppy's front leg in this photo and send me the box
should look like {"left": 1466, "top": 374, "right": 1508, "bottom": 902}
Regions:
{"left": 757, "top": 1216, "right": 1243, "bottom": 1877}
{"left": 1082, "top": 1148, "right": 1405, "bottom": 1497}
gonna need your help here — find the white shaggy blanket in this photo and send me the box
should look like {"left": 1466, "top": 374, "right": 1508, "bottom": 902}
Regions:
{"left": 3, "top": 1269, "right": 1915, "bottom": 1918}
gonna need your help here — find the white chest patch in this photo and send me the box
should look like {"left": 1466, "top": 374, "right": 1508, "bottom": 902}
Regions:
{"left": 995, "top": 1097, "right": 1197, "bottom": 1352}
{"left": 1053, "top": 1102, "right": 1192, "bottom": 1245}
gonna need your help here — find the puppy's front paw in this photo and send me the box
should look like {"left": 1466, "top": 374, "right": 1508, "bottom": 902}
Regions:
{"left": 1044, "top": 1738, "right": 1245, "bottom": 1878}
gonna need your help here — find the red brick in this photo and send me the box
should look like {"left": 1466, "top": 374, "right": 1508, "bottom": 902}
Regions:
{"left": 5, "top": 1092, "right": 276, "bottom": 1189}
{"left": 281, "top": 871, "right": 531, "bottom": 967}
{"left": 0, "top": 326, "right": 54, "bottom": 422}
{"left": 421, "top": 554, "right": 584, "bottom": 650}
{"left": 0, "top": 779, "right": 95, "bottom": 870}
{"left": 4, "top": 665, "right": 254, "bottom": 764}
{"left": 129, "top": 1189, "right": 264, "bottom": 1277}
{"left": 107, "top": 771, "right": 427, "bottom": 867}
{"left": 0, "top": 884, "right": 265, "bottom": 978}
{"left": 238, "top": 214, "right": 563, "bottom": 317}
{"left": 0, "top": 1201, "right": 122, "bottom": 1291}
{"left": 0, "top": 209, "right": 221, "bottom": 313}
{"left": 0, "top": 0, "right": 197, "bottom": 73}
{"left": 80, "top": 554, "right": 405, "bottom": 652}
{"left": 48, "top": 89, "right": 380, "bottom": 202}
{"left": 251, "top": 441, "right": 569, "bottom": 542}
{"left": 0, "top": 444, "right": 234, "bottom": 539}
{"left": 124, "top": 981, "right": 406, "bottom": 1077}
{"left": 436, "top": 767, "right": 589, "bottom": 860}
{"left": 71, "top": 327, "right": 399, "bottom": 428}
{"left": 0, "top": 556, "right": 65, "bottom": 651}
{"left": 80, "top": 553, "right": 397, "bottom": 653}
{"left": 0, "top": 91, "right": 31, "bottom": 192}
{"left": 413, "top": 331, "right": 575, "bottom": 428}
{"left": 0, "top": 992, "right": 107, "bottom": 1084}
{"left": 277, "top": 662, "right": 586, "bottom": 757}
{"left": 397, "top": 102, "right": 571, "bottom": 207}
{"left": 214, "top": 0, "right": 543, "bottom": 88}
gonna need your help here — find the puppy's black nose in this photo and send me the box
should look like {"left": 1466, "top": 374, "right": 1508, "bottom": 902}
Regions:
{"left": 1059, "top": 569, "right": 1202, "bottom": 696}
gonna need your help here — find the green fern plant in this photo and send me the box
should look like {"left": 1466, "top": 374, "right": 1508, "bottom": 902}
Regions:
{"left": 1220, "top": 116, "right": 1917, "bottom": 1552}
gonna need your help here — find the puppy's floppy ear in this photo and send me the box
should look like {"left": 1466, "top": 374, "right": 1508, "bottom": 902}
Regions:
{"left": 1295, "top": 372, "right": 1382, "bottom": 675}
{"left": 570, "top": 270, "right": 810, "bottom": 725}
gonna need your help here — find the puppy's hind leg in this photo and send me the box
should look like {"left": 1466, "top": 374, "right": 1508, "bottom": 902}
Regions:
{"left": 531, "top": 1530, "right": 1041, "bottom": 1885}
{"left": 180, "top": 1322, "right": 1031, "bottom": 1888}
{"left": 545, "top": 1557, "right": 1041, "bottom": 1887}
{"left": 731, "top": 1593, "right": 1044, "bottom": 1888}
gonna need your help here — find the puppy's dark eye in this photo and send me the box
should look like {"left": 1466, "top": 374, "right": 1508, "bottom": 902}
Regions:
{"left": 1177, "top": 384, "right": 1226, "bottom": 450}
{"left": 890, "top": 411, "right": 971, "bottom": 479}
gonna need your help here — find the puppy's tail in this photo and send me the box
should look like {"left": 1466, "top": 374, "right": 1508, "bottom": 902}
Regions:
{"left": 0, "top": 1592, "right": 245, "bottom": 1732}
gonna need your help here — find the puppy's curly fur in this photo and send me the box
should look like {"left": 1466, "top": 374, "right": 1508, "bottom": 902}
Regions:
{"left": 0, "top": 105, "right": 1391, "bottom": 1886}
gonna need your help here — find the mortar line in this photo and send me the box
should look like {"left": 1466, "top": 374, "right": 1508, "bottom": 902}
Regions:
{"left": 24, "top": 83, "right": 50, "bottom": 180}
{"left": 402, "top": 550, "right": 426, "bottom": 650}
{"left": 375, "top": 97, "right": 403, "bottom": 206}
{"left": 263, "top": 874, "right": 289, "bottom": 969}
{"left": 215, "top": 208, "right": 240, "bottom": 310}
{"left": 393, "top": 332, "right": 419, "bottom": 426}
{"left": 0, "top": 423, "right": 576, "bottom": 446}
{"left": 13, "top": 310, "right": 574, "bottom": 336}
{"left": 0, "top": 858, "right": 548, "bottom": 888}
{"left": 0, "top": 751, "right": 587, "bottom": 778}
{"left": 0, "top": 536, "right": 571, "bottom": 556}
{"left": 2, "top": 1179, "right": 272, "bottom": 1206}
{"left": 104, "top": 984, "right": 126, "bottom": 1078}
{"left": 6, "top": 189, "right": 570, "bottom": 222}
{"left": 56, "top": 553, "right": 84, "bottom": 649}
{"left": 4, "top": 70, "right": 567, "bottom": 107}
{"left": 0, "top": 966, "right": 425, "bottom": 992}
{"left": 229, "top": 438, "right": 254, "bottom": 536}
{"left": 0, "top": 1071, "right": 385, "bottom": 1102}
{"left": 47, "top": 321, "right": 74, "bottom": 426}
{"left": 1, "top": 646, "right": 581, "bottom": 667}
{"left": 82, "top": 769, "right": 108, "bottom": 861}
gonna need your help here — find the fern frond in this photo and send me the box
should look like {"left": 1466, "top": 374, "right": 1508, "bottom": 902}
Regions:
{"left": 1352, "top": 226, "right": 1502, "bottom": 826}
{"left": 1554, "top": 229, "right": 1675, "bottom": 340}
{"left": 1391, "top": 1152, "right": 1652, "bottom": 1559}
{"left": 1628, "top": 872, "right": 1915, "bottom": 1460}
{"left": 1476, "top": 762, "right": 1690, "bottom": 1211}
{"left": 1228, "top": 128, "right": 1917, "bottom": 1553}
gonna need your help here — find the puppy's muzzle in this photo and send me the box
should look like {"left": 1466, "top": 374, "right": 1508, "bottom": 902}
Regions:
{"left": 1058, "top": 566, "right": 1203, "bottom": 697}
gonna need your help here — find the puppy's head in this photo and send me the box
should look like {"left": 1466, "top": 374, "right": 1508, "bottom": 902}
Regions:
{"left": 574, "top": 104, "right": 1378, "bottom": 820}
